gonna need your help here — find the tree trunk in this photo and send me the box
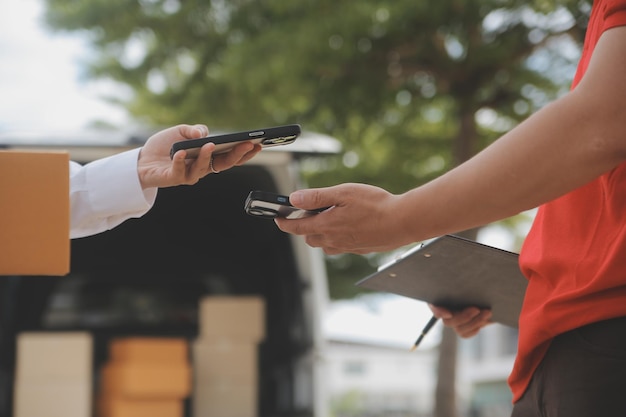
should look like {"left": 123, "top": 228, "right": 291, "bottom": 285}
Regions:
{"left": 433, "top": 227, "right": 478, "bottom": 417}
{"left": 434, "top": 326, "right": 459, "bottom": 417}
{"left": 434, "top": 105, "right": 480, "bottom": 417}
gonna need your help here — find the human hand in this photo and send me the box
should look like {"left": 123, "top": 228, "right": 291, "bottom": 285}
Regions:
{"left": 274, "top": 183, "right": 412, "bottom": 254}
{"left": 429, "top": 304, "right": 492, "bottom": 338}
{"left": 137, "top": 124, "right": 262, "bottom": 189}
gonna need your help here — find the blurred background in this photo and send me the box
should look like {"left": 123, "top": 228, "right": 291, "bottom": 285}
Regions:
{"left": 0, "top": 1, "right": 590, "bottom": 416}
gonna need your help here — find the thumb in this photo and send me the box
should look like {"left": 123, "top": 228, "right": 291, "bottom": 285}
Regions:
{"left": 177, "top": 123, "right": 208, "bottom": 139}
{"left": 289, "top": 186, "right": 342, "bottom": 210}
{"left": 429, "top": 304, "right": 454, "bottom": 320}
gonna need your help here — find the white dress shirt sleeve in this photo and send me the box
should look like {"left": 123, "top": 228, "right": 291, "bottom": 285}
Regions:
{"left": 69, "top": 148, "right": 158, "bottom": 239}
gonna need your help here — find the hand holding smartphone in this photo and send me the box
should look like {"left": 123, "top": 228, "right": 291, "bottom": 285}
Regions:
{"left": 244, "top": 191, "right": 327, "bottom": 219}
{"left": 170, "top": 124, "right": 301, "bottom": 159}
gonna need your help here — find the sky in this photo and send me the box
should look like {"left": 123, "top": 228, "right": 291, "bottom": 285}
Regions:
{"left": 0, "top": 0, "right": 128, "bottom": 132}
{"left": 0, "top": 0, "right": 526, "bottom": 348}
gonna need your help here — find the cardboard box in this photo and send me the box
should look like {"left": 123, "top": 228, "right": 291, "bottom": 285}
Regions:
{"left": 192, "top": 340, "right": 257, "bottom": 385}
{"left": 193, "top": 383, "right": 257, "bottom": 417}
{"left": 98, "top": 395, "right": 183, "bottom": 417}
{"left": 199, "top": 296, "right": 265, "bottom": 342}
{"left": 13, "top": 382, "right": 91, "bottom": 417}
{"left": 100, "top": 362, "right": 191, "bottom": 399}
{"left": 109, "top": 337, "right": 188, "bottom": 363}
{"left": 0, "top": 150, "right": 70, "bottom": 276}
{"left": 14, "top": 332, "right": 92, "bottom": 383}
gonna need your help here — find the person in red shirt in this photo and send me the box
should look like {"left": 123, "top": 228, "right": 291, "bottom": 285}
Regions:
{"left": 275, "top": 0, "right": 626, "bottom": 414}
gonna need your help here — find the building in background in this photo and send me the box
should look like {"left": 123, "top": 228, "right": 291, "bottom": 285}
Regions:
{"left": 325, "top": 338, "right": 437, "bottom": 417}
{"left": 460, "top": 324, "right": 517, "bottom": 417}
{"left": 325, "top": 323, "right": 517, "bottom": 417}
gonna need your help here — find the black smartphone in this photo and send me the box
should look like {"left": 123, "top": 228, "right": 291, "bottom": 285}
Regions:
{"left": 170, "top": 124, "right": 301, "bottom": 159}
{"left": 244, "top": 191, "right": 327, "bottom": 219}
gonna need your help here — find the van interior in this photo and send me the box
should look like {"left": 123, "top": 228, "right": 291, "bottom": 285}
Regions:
{"left": 0, "top": 163, "right": 318, "bottom": 417}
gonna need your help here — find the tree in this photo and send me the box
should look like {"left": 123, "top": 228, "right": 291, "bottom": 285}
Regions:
{"left": 45, "top": 0, "right": 588, "bottom": 293}
{"left": 43, "top": 1, "right": 589, "bottom": 416}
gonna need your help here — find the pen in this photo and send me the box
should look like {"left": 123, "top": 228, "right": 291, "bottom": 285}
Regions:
{"left": 410, "top": 315, "right": 439, "bottom": 351}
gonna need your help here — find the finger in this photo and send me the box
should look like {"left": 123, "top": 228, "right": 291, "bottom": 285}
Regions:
{"left": 192, "top": 124, "right": 209, "bottom": 138}
{"left": 305, "top": 235, "right": 372, "bottom": 255}
{"left": 171, "top": 149, "right": 187, "bottom": 161}
{"left": 274, "top": 216, "right": 316, "bottom": 236}
{"left": 439, "top": 306, "right": 483, "bottom": 328}
{"left": 170, "top": 123, "right": 207, "bottom": 141}
{"left": 288, "top": 185, "right": 346, "bottom": 210}
{"left": 303, "top": 229, "right": 384, "bottom": 255}
{"left": 455, "top": 310, "right": 492, "bottom": 338}
{"left": 234, "top": 144, "right": 262, "bottom": 165}
{"left": 170, "top": 149, "right": 189, "bottom": 179}
{"left": 213, "top": 142, "right": 256, "bottom": 170}
{"left": 188, "top": 143, "right": 216, "bottom": 178}
{"left": 323, "top": 246, "right": 343, "bottom": 256}
{"left": 304, "top": 233, "right": 326, "bottom": 248}
{"left": 440, "top": 307, "right": 489, "bottom": 333}
{"left": 274, "top": 216, "right": 291, "bottom": 232}
{"left": 429, "top": 304, "right": 454, "bottom": 320}
{"left": 230, "top": 141, "right": 256, "bottom": 156}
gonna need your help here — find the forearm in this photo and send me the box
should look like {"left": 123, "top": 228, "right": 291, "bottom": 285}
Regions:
{"left": 399, "top": 78, "right": 626, "bottom": 242}
{"left": 276, "top": 27, "right": 626, "bottom": 255}
{"left": 278, "top": 92, "right": 626, "bottom": 253}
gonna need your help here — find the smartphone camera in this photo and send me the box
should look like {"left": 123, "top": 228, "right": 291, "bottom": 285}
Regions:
{"left": 244, "top": 190, "right": 325, "bottom": 220}
{"left": 247, "top": 207, "right": 279, "bottom": 218}
{"left": 261, "top": 135, "right": 297, "bottom": 146}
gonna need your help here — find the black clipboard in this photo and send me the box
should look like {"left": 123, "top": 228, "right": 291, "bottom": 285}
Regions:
{"left": 356, "top": 235, "right": 528, "bottom": 328}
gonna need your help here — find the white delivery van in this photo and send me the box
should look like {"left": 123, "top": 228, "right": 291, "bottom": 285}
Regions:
{"left": 0, "top": 128, "right": 339, "bottom": 417}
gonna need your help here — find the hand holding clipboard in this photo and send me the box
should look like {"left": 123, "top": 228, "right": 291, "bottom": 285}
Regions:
{"left": 356, "top": 235, "right": 528, "bottom": 329}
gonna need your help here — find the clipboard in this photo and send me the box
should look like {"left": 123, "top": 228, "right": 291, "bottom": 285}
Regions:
{"left": 356, "top": 235, "right": 528, "bottom": 328}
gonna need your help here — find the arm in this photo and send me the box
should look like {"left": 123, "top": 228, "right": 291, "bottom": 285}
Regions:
{"left": 69, "top": 148, "right": 154, "bottom": 239}
{"left": 70, "top": 124, "right": 261, "bottom": 238}
{"left": 276, "top": 26, "right": 626, "bottom": 255}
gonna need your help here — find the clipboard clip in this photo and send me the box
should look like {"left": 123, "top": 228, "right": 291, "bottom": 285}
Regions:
{"left": 377, "top": 242, "right": 426, "bottom": 272}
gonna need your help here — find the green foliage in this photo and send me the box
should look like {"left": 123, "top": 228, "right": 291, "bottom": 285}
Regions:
{"left": 44, "top": 0, "right": 589, "bottom": 299}
{"left": 330, "top": 389, "right": 367, "bottom": 417}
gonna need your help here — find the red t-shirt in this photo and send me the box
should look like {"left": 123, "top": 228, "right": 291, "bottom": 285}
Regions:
{"left": 511, "top": 0, "right": 626, "bottom": 403}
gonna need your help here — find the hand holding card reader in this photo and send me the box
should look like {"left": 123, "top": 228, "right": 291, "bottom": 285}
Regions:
{"left": 244, "top": 191, "right": 327, "bottom": 219}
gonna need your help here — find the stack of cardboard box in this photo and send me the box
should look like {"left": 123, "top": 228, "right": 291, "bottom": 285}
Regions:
{"left": 13, "top": 332, "right": 93, "bottom": 417}
{"left": 192, "top": 296, "right": 265, "bottom": 417}
{"left": 97, "top": 337, "right": 191, "bottom": 417}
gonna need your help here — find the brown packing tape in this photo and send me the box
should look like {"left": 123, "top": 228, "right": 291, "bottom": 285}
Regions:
{"left": 97, "top": 395, "right": 183, "bottom": 417}
{"left": 109, "top": 337, "right": 189, "bottom": 363}
{"left": 0, "top": 150, "right": 70, "bottom": 276}
{"left": 100, "top": 362, "right": 192, "bottom": 399}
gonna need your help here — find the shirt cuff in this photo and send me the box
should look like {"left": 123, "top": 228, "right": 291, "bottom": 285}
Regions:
{"left": 84, "top": 148, "right": 157, "bottom": 217}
